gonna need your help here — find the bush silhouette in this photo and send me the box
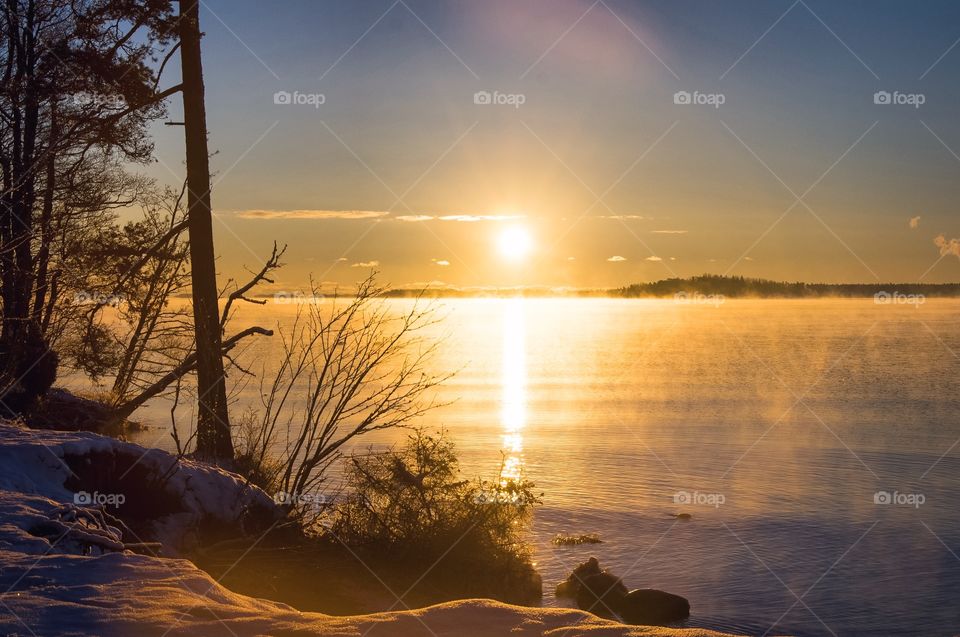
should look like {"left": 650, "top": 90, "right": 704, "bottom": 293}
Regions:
{"left": 330, "top": 431, "right": 543, "bottom": 602}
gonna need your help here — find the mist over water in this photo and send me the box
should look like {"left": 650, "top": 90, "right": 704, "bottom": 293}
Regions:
{"left": 126, "top": 298, "right": 960, "bottom": 637}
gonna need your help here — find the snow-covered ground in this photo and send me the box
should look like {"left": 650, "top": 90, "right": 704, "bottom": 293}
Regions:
{"left": 0, "top": 422, "right": 745, "bottom": 636}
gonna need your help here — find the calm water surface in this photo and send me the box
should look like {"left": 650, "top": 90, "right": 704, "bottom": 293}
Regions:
{"left": 124, "top": 298, "right": 960, "bottom": 637}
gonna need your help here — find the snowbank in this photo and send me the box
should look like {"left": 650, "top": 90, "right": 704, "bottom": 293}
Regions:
{"left": 0, "top": 421, "right": 278, "bottom": 554}
{"left": 0, "top": 422, "right": 746, "bottom": 636}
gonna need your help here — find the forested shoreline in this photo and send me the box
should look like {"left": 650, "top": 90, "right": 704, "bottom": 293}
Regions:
{"left": 373, "top": 275, "right": 960, "bottom": 298}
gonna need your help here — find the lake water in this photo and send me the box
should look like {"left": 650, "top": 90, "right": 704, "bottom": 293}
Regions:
{"left": 123, "top": 298, "right": 960, "bottom": 637}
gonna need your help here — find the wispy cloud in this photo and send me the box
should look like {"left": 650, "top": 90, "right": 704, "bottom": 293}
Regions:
{"left": 351, "top": 260, "right": 380, "bottom": 268}
{"left": 599, "top": 215, "right": 646, "bottom": 220}
{"left": 645, "top": 256, "right": 663, "bottom": 261}
{"left": 236, "top": 209, "right": 389, "bottom": 220}
{"left": 935, "top": 234, "right": 960, "bottom": 259}
{"left": 410, "top": 214, "right": 526, "bottom": 223}
{"left": 391, "top": 215, "right": 526, "bottom": 223}
{"left": 239, "top": 210, "right": 525, "bottom": 223}
{"left": 910, "top": 216, "right": 921, "bottom": 229}
{"left": 431, "top": 258, "right": 451, "bottom": 267}
{"left": 607, "top": 255, "right": 627, "bottom": 262}
{"left": 651, "top": 230, "right": 687, "bottom": 234}
{"left": 447, "top": 214, "right": 523, "bottom": 222}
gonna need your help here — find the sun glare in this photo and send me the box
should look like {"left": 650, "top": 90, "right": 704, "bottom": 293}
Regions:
{"left": 497, "top": 226, "right": 533, "bottom": 262}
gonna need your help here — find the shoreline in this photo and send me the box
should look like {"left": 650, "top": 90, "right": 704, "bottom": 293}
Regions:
{"left": 0, "top": 421, "right": 755, "bottom": 637}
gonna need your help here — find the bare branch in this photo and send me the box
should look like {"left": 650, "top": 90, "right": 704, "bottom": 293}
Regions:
{"left": 220, "top": 241, "right": 286, "bottom": 330}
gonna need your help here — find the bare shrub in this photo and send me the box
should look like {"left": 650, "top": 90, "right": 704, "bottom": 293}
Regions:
{"left": 231, "top": 408, "right": 284, "bottom": 493}
{"left": 242, "top": 276, "right": 449, "bottom": 522}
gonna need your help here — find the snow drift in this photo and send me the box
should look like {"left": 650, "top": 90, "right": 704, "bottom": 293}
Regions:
{"left": 0, "top": 421, "right": 278, "bottom": 555}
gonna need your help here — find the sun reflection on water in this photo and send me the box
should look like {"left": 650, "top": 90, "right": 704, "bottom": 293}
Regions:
{"left": 500, "top": 298, "right": 527, "bottom": 483}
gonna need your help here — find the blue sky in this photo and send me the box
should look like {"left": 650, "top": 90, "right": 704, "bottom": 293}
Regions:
{"left": 145, "top": 0, "right": 960, "bottom": 289}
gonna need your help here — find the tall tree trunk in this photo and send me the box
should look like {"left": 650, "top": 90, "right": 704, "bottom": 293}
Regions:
{"left": 178, "top": 0, "right": 232, "bottom": 460}
{"left": 0, "top": 0, "right": 56, "bottom": 413}
{"left": 32, "top": 105, "right": 57, "bottom": 328}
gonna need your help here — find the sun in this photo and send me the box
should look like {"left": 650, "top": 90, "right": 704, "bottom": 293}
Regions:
{"left": 497, "top": 226, "right": 534, "bottom": 262}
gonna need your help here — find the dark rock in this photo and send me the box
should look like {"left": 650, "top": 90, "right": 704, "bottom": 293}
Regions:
{"left": 557, "top": 557, "right": 689, "bottom": 625}
{"left": 575, "top": 572, "right": 628, "bottom": 619}
{"left": 555, "top": 556, "right": 602, "bottom": 598}
{"left": 617, "top": 588, "right": 690, "bottom": 625}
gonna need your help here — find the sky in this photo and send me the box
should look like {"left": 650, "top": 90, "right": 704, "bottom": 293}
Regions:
{"left": 143, "top": 0, "right": 960, "bottom": 291}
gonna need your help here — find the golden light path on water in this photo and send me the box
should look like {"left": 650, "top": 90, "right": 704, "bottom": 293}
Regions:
{"left": 500, "top": 298, "right": 526, "bottom": 483}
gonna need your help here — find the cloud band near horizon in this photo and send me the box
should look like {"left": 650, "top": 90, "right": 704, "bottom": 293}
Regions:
{"left": 232, "top": 210, "right": 526, "bottom": 222}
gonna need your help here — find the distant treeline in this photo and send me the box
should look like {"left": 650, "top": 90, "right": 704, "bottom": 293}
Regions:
{"left": 379, "top": 288, "right": 607, "bottom": 298}
{"left": 349, "top": 275, "right": 960, "bottom": 299}
{"left": 617, "top": 275, "right": 960, "bottom": 298}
